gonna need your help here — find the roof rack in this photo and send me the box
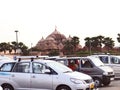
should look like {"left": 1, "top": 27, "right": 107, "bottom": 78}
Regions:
{"left": 17, "top": 57, "right": 38, "bottom": 62}
{"left": 15, "top": 55, "right": 49, "bottom": 62}
{"left": 18, "top": 58, "right": 21, "bottom": 62}
{"left": 92, "top": 53, "right": 110, "bottom": 55}
{"left": 15, "top": 55, "right": 49, "bottom": 60}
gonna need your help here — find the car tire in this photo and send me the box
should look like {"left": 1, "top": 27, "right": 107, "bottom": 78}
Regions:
{"left": 2, "top": 84, "right": 14, "bottom": 90}
{"left": 93, "top": 78, "right": 102, "bottom": 87}
{"left": 56, "top": 85, "right": 71, "bottom": 90}
{"left": 103, "top": 78, "right": 111, "bottom": 86}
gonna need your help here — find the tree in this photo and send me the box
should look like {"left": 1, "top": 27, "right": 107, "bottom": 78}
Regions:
{"left": 117, "top": 33, "right": 120, "bottom": 53}
{"left": 97, "top": 35, "right": 104, "bottom": 51}
{"left": 84, "top": 37, "right": 92, "bottom": 54}
{"left": 103, "top": 37, "right": 115, "bottom": 52}
{"left": 7, "top": 42, "right": 13, "bottom": 54}
{"left": 20, "top": 45, "right": 29, "bottom": 55}
{"left": 71, "top": 36, "right": 80, "bottom": 52}
{"left": 11, "top": 41, "right": 29, "bottom": 55}
{"left": 0, "top": 42, "right": 8, "bottom": 54}
{"left": 11, "top": 41, "right": 17, "bottom": 53}
{"left": 117, "top": 33, "right": 120, "bottom": 43}
{"left": 63, "top": 40, "right": 74, "bottom": 55}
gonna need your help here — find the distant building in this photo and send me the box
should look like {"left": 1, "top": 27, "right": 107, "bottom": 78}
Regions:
{"left": 35, "top": 27, "right": 82, "bottom": 55}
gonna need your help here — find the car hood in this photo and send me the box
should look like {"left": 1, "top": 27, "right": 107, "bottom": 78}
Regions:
{"left": 99, "top": 65, "right": 113, "bottom": 72}
{"left": 65, "top": 71, "right": 92, "bottom": 80}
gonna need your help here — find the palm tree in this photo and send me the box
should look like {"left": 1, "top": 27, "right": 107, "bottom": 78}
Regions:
{"left": 0, "top": 42, "right": 8, "bottom": 54}
{"left": 71, "top": 36, "right": 80, "bottom": 53}
{"left": 103, "top": 37, "right": 115, "bottom": 52}
{"left": 63, "top": 40, "right": 74, "bottom": 55}
{"left": 97, "top": 35, "right": 104, "bottom": 52}
{"left": 117, "top": 33, "right": 120, "bottom": 52}
{"left": 84, "top": 37, "right": 92, "bottom": 54}
{"left": 117, "top": 33, "right": 120, "bottom": 43}
{"left": 11, "top": 41, "right": 29, "bottom": 55}
{"left": 7, "top": 42, "right": 13, "bottom": 54}
{"left": 11, "top": 41, "right": 17, "bottom": 53}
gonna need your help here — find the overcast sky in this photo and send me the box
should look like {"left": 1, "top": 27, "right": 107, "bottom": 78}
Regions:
{"left": 0, "top": 0, "right": 120, "bottom": 48}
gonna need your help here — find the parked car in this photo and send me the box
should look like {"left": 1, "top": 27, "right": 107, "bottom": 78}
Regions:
{"left": 51, "top": 56, "right": 115, "bottom": 87}
{"left": 0, "top": 86, "right": 2, "bottom": 90}
{"left": 0, "top": 58, "right": 94, "bottom": 90}
{"left": 0, "top": 55, "right": 14, "bottom": 67}
{"left": 0, "top": 55, "right": 13, "bottom": 61}
{"left": 91, "top": 54, "right": 120, "bottom": 79}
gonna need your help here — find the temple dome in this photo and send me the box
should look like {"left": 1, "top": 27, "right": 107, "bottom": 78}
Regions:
{"left": 35, "top": 27, "right": 82, "bottom": 55}
{"left": 36, "top": 27, "right": 66, "bottom": 51}
{"left": 46, "top": 29, "right": 66, "bottom": 41}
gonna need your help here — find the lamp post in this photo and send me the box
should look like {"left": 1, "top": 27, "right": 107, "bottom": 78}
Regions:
{"left": 89, "top": 40, "right": 91, "bottom": 55}
{"left": 15, "top": 30, "right": 19, "bottom": 49}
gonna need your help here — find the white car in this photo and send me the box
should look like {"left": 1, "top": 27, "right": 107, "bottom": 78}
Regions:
{"left": 0, "top": 55, "right": 14, "bottom": 67}
{"left": 0, "top": 86, "right": 2, "bottom": 90}
{"left": 51, "top": 56, "right": 115, "bottom": 87}
{"left": 0, "top": 59, "right": 94, "bottom": 90}
{"left": 0, "top": 55, "right": 13, "bottom": 61}
{"left": 91, "top": 54, "right": 120, "bottom": 79}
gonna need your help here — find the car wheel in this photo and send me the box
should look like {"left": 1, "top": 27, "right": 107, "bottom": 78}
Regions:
{"left": 93, "top": 78, "right": 102, "bottom": 87}
{"left": 2, "top": 84, "right": 14, "bottom": 90}
{"left": 56, "top": 85, "right": 71, "bottom": 90}
{"left": 103, "top": 78, "right": 111, "bottom": 86}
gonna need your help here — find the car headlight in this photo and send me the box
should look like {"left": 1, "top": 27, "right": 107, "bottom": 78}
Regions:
{"left": 103, "top": 72, "right": 108, "bottom": 75}
{"left": 70, "top": 78, "right": 86, "bottom": 84}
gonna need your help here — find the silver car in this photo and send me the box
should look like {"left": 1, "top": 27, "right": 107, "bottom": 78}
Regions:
{"left": 0, "top": 59, "right": 95, "bottom": 90}
{"left": 91, "top": 54, "right": 120, "bottom": 79}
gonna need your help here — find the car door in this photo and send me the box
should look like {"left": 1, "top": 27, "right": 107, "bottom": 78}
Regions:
{"left": 109, "top": 56, "right": 120, "bottom": 78}
{"left": 79, "top": 58, "right": 98, "bottom": 76}
{"left": 30, "top": 62, "right": 53, "bottom": 90}
{"left": 12, "top": 62, "right": 31, "bottom": 89}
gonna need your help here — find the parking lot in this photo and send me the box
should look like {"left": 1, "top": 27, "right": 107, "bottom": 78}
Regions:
{"left": 99, "top": 80, "right": 120, "bottom": 90}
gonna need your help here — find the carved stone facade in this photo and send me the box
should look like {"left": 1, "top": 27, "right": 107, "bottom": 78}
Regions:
{"left": 36, "top": 27, "right": 82, "bottom": 55}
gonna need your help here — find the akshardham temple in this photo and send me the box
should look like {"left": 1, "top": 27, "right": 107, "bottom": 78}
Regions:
{"left": 35, "top": 27, "right": 82, "bottom": 55}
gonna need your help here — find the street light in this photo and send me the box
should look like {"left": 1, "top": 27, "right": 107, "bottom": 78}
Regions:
{"left": 15, "top": 30, "right": 18, "bottom": 49}
{"left": 89, "top": 40, "right": 91, "bottom": 55}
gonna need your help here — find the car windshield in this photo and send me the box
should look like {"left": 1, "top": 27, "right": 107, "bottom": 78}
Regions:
{"left": 90, "top": 57, "right": 104, "bottom": 66}
{"left": 47, "top": 61, "right": 73, "bottom": 73}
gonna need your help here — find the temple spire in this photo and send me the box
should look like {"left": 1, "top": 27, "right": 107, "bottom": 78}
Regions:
{"left": 55, "top": 25, "right": 57, "bottom": 31}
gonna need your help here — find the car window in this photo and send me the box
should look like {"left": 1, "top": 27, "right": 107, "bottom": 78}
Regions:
{"left": 99, "top": 56, "right": 108, "bottom": 64}
{"left": 81, "top": 59, "right": 93, "bottom": 68}
{"left": 110, "top": 57, "right": 120, "bottom": 64}
{"left": 0, "top": 63, "right": 15, "bottom": 72}
{"left": 32, "top": 62, "right": 50, "bottom": 74}
{"left": 13, "top": 62, "right": 30, "bottom": 73}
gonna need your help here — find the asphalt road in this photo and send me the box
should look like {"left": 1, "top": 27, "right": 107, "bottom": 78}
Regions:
{"left": 99, "top": 80, "right": 120, "bottom": 90}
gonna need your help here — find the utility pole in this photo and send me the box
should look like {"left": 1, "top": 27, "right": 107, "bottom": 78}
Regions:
{"left": 89, "top": 40, "right": 91, "bottom": 55}
{"left": 15, "top": 30, "right": 19, "bottom": 53}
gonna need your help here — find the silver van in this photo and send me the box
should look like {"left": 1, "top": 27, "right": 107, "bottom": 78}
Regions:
{"left": 51, "top": 56, "right": 115, "bottom": 87}
{"left": 91, "top": 54, "right": 120, "bottom": 79}
{"left": 0, "top": 59, "right": 94, "bottom": 90}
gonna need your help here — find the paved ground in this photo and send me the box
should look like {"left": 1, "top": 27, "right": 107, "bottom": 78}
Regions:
{"left": 99, "top": 80, "right": 120, "bottom": 90}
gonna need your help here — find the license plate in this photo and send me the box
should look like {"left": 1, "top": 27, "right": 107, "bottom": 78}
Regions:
{"left": 90, "top": 83, "right": 94, "bottom": 89}
{"left": 110, "top": 78, "right": 114, "bottom": 80}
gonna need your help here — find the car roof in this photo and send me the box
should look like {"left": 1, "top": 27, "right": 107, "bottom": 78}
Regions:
{"left": 0, "top": 59, "right": 57, "bottom": 66}
{"left": 17, "top": 59, "right": 57, "bottom": 63}
{"left": 0, "top": 55, "right": 13, "bottom": 60}
{"left": 54, "top": 57, "right": 92, "bottom": 61}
